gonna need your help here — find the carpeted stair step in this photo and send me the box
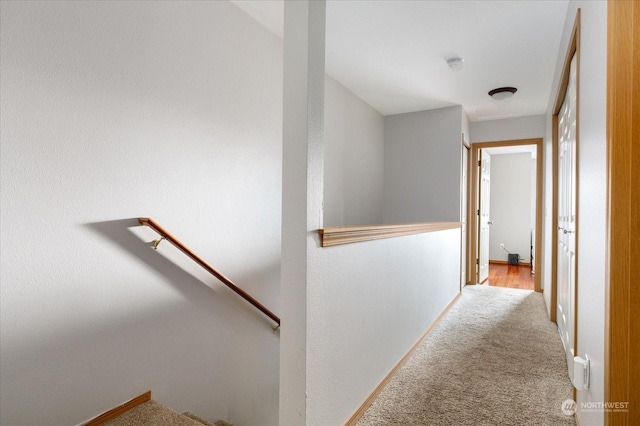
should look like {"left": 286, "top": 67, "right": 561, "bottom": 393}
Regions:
{"left": 183, "top": 412, "right": 216, "bottom": 426}
{"left": 183, "top": 411, "right": 233, "bottom": 426}
{"left": 100, "top": 400, "right": 232, "bottom": 426}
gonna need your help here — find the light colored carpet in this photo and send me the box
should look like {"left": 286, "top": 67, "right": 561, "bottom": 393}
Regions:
{"left": 101, "top": 400, "right": 232, "bottom": 426}
{"left": 183, "top": 411, "right": 233, "bottom": 426}
{"left": 357, "top": 285, "right": 576, "bottom": 425}
{"left": 102, "top": 400, "right": 204, "bottom": 426}
{"left": 183, "top": 412, "right": 217, "bottom": 426}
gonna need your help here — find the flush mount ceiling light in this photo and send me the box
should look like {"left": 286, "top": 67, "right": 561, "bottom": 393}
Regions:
{"left": 446, "top": 57, "right": 464, "bottom": 70}
{"left": 488, "top": 87, "right": 518, "bottom": 100}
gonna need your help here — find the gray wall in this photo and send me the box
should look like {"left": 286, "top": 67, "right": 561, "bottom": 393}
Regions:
{"left": 470, "top": 115, "right": 546, "bottom": 143}
{"left": 324, "top": 75, "right": 385, "bottom": 226}
{"left": 383, "top": 106, "right": 463, "bottom": 223}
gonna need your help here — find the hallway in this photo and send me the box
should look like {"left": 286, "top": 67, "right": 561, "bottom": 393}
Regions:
{"left": 356, "top": 285, "right": 574, "bottom": 425}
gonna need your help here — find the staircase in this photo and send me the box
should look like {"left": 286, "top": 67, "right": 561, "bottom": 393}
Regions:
{"left": 99, "top": 400, "right": 231, "bottom": 426}
{"left": 86, "top": 392, "right": 233, "bottom": 426}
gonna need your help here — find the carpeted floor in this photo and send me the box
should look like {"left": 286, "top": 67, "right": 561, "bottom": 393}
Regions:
{"left": 357, "top": 285, "right": 576, "bottom": 425}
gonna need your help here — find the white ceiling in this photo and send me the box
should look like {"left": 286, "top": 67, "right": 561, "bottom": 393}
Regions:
{"left": 484, "top": 145, "right": 537, "bottom": 159}
{"left": 231, "top": 0, "right": 569, "bottom": 122}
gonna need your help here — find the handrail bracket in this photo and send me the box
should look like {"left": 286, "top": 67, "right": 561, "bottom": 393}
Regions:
{"left": 151, "top": 236, "right": 166, "bottom": 250}
{"left": 138, "top": 217, "right": 281, "bottom": 328}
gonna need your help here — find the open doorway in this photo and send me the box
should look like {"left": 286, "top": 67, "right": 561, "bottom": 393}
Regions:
{"left": 469, "top": 138, "right": 543, "bottom": 292}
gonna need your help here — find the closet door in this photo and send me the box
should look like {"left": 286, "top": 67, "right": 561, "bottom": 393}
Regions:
{"left": 556, "top": 54, "right": 577, "bottom": 382}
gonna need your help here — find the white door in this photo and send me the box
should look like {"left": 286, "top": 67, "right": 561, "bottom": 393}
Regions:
{"left": 557, "top": 54, "right": 577, "bottom": 382}
{"left": 461, "top": 145, "right": 469, "bottom": 288}
{"left": 478, "top": 151, "right": 491, "bottom": 283}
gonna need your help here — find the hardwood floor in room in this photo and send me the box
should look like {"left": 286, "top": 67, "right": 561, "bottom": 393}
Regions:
{"left": 486, "top": 262, "right": 534, "bottom": 290}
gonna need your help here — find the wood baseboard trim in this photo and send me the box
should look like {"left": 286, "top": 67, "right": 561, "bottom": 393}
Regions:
{"left": 343, "top": 292, "right": 461, "bottom": 426}
{"left": 84, "top": 391, "right": 151, "bottom": 426}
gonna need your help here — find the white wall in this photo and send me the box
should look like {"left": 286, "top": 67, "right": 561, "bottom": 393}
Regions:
{"left": 280, "top": 0, "right": 326, "bottom": 423}
{"left": 462, "top": 112, "right": 471, "bottom": 145}
{"left": 530, "top": 157, "right": 537, "bottom": 270}
{"left": 282, "top": 4, "right": 462, "bottom": 425}
{"left": 0, "top": 2, "right": 282, "bottom": 425}
{"left": 308, "top": 229, "right": 461, "bottom": 425}
{"left": 324, "top": 75, "right": 385, "bottom": 226}
{"left": 383, "top": 106, "right": 463, "bottom": 223}
{"left": 470, "top": 115, "right": 546, "bottom": 143}
{"left": 543, "top": 2, "right": 607, "bottom": 425}
{"left": 488, "top": 153, "right": 533, "bottom": 263}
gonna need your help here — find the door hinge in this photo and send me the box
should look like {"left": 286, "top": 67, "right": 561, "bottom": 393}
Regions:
{"left": 476, "top": 259, "right": 479, "bottom": 265}
{"left": 478, "top": 160, "right": 481, "bottom": 166}
{"left": 477, "top": 209, "right": 480, "bottom": 216}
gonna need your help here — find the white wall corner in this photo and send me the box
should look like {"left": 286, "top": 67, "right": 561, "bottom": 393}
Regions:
{"left": 280, "top": 1, "right": 326, "bottom": 424}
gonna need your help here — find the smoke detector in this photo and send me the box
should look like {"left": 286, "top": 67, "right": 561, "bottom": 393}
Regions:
{"left": 446, "top": 57, "right": 464, "bottom": 70}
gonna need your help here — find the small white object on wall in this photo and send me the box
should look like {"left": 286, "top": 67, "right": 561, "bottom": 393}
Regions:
{"left": 573, "top": 354, "right": 590, "bottom": 390}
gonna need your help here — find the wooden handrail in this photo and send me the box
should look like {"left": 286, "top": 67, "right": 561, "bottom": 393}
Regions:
{"left": 138, "top": 217, "right": 280, "bottom": 328}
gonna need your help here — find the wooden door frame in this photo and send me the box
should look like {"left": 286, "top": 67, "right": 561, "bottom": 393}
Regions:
{"left": 550, "top": 9, "right": 580, "bottom": 329}
{"left": 605, "top": 0, "right": 639, "bottom": 423}
{"left": 469, "top": 138, "right": 543, "bottom": 292}
{"left": 550, "top": 13, "right": 580, "bottom": 408}
{"left": 462, "top": 136, "right": 471, "bottom": 287}
{"left": 551, "top": 12, "right": 580, "bottom": 406}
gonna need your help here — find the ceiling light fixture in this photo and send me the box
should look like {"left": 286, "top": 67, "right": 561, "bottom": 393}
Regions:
{"left": 488, "top": 87, "right": 518, "bottom": 100}
{"left": 446, "top": 57, "right": 464, "bottom": 70}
